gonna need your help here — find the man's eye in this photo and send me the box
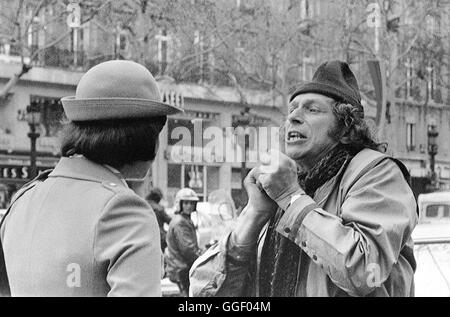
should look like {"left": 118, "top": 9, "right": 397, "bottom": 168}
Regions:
{"left": 309, "top": 107, "right": 320, "bottom": 113}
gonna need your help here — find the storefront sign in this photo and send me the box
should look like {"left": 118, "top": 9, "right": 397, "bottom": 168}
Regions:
{"left": 165, "top": 145, "right": 225, "bottom": 163}
{"left": 0, "top": 165, "right": 52, "bottom": 181}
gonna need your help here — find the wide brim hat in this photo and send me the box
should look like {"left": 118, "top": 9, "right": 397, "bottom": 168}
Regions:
{"left": 61, "top": 60, "right": 183, "bottom": 121}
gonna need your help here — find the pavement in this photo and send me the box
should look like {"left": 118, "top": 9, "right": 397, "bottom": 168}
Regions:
{"left": 161, "top": 277, "right": 181, "bottom": 297}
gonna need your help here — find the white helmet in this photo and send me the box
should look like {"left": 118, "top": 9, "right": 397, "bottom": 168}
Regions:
{"left": 174, "top": 188, "right": 199, "bottom": 213}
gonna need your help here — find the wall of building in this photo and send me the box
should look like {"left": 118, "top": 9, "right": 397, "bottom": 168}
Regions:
{"left": 0, "top": 60, "right": 284, "bottom": 209}
{"left": 384, "top": 100, "right": 450, "bottom": 192}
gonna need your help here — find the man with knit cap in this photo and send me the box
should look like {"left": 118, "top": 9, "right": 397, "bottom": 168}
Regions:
{"left": 190, "top": 60, "right": 418, "bottom": 297}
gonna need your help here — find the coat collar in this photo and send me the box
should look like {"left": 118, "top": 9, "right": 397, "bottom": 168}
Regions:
{"left": 312, "top": 148, "right": 387, "bottom": 207}
{"left": 48, "top": 156, "right": 128, "bottom": 188}
{"left": 313, "top": 155, "right": 352, "bottom": 207}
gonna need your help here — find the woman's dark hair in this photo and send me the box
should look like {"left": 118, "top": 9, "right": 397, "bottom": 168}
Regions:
{"left": 61, "top": 116, "right": 167, "bottom": 169}
{"left": 329, "top": 101, "right": 386, "bottom": 154}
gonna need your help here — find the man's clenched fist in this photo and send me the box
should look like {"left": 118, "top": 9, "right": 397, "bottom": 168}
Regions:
{"left": 257, "top": 150, "right": 305, "bottom": 210}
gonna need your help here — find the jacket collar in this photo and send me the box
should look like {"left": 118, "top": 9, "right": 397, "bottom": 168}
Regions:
{"left": 312, "top": 148, "right": 386, "bottom": 207}
{"left": 48, "top": 156, "right": 127, "bottom": 188}
{"left": 313, "top": 155, "right": 352, "bottom": 207}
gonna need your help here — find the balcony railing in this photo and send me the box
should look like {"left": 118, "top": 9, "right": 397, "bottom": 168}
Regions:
{"left": 0, "top": 44, "right": 117, "bottom": 72}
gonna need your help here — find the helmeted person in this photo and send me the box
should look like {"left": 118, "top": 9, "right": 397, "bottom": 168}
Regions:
{"left": 190, "top": 61, "right": 418, "bottom": 297}
{"left": 164, "top": 188, "right": 202, "bottom": 296}
{"left": 0, "top": 60, "right": 182, "bottom": 297}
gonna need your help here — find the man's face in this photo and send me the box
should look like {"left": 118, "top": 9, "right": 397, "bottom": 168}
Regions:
{"left": 284, "top": 93, "right": 339, "bottom": 169}
{"left": 181, "top": 200, "right": 197, "bottom": 214}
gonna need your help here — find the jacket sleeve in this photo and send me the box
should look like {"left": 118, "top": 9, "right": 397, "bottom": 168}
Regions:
{"left": 163, "top": 210, "right": 172, "bottom": 226}
{"left": 275, "top": 159, "right": 418, "bottom": 297}
{"left": 94, "top": 191, "right": 162, "bottom": 297}
{"left": 172, "top": 218, "right": 203, "bottom": 265}
{"left": 189, "top": 232, "right": 256, "bottom": 297}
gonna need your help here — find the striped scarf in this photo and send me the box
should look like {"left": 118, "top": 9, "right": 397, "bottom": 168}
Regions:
{"left": 259, "top": 145, "right": 353, "bottom": 297}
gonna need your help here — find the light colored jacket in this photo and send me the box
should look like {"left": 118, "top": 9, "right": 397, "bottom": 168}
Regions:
{"left": 1, "top": 156, "right": 162, "bottom": 297}
{"left": 190, "top": 149, "right": 418, "bottom": 297}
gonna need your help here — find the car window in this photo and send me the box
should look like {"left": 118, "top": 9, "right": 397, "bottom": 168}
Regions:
{"left": 426, "top": 206, "right": 439, "bottom": 218}
{"left": 444, "top": 208, "right": 450, "bottom": 218}
{"left": 425, "top": 205, "right": 450, "bottom": 219}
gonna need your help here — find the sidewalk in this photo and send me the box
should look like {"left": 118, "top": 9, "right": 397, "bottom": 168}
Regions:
{"left": 161, "top": 277, "right": 181, "bottom": 297}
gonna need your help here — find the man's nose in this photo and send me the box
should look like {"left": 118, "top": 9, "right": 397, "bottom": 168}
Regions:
{"left": 287, "top": 108, "right": 304, "bottom": 124}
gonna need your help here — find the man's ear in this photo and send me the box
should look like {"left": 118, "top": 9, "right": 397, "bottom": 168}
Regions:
{"left": 340, "top": 136, "right": 351, "bottom": 144}
{"left": 340, "top": 130, "right": 352, "bottom": 145}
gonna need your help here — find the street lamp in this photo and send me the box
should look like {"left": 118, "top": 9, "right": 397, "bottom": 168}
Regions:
{"left": 26, "top": 100, "right": 41, "bottom": 179}
{"left": 234, "top": 107, "right": 252, "bottom": 188}
{"left": 231, "top": 107, "right": 254, "bottom": 212}
{"left": 427, "top": 125, "right": 439, "bottom": 190}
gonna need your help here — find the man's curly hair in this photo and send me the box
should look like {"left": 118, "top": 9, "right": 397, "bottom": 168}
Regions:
{"left": 329, "top": 101, "right": 385, "bottom": 154}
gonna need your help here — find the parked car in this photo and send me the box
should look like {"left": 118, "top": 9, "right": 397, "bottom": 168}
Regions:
{"left": 417, "top": 191, "right": 450, "bottom": 224}
{"left": 0, "top": 208, "right": 6, "bottom": 220}
{"left": 413, "top": 192, "right": 450, "bottom": 297}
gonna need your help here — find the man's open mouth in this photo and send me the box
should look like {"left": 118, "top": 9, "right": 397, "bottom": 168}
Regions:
{"left": 287, "top": 131, "right": 307, "bottom": 141}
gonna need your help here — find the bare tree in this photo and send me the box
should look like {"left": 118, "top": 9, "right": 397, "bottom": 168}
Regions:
{"left": 151, "top": 0, "right": 318, "bottom": 113}
{"left": 0, "top": 0, "right": 113, "bottom": 102}
{"left": 316, "top": 0, "right": 450, "bottom": 140}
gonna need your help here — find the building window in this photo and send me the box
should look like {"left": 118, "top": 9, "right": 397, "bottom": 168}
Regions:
{"left": 231, "top": 168, "right": 244, "bottom": 189}
{"left": 27, "top": 20, "right": 40, "bottom": 55}
{"left": 406, "top": 123, "right": 416, "bottom": 151}
{"left": 237, "top": 0, "right": 256, "bottom": 14}
{"left": 167, "top": 163, "right": 207, "bottom": 201}
{"left": 115, "top": 27, "right": 130, "bottom": 60}
{"left": 405, "top": 57, "right": 413, "bottom": 98}
{"left": 168, "top": 163, "right": 182, "bottom": 188}
{"left": 427, "top": 65, "right": 435, "bottom": 101}
{"left": 184, "top": 165, "right": 204, "bottom": 192}
{"left": 302, "top": 55, "right": 315, "bottom": 81}
{"left": 300, "top": 0, "right": 309, "bottom": 19}
{"left": 206, "top": 166, "right": 220, "bottom": 194}
{"left": 193, "top": 30, "right": 213, "bottom": 83}
{"left": 30, "top": 95, "right": 64, "bottom": 137}
{"left": 155, "top": 28, "right": 170, "bottom": 75}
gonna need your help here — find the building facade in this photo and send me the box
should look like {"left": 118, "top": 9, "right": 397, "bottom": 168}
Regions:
{"left": 0, "top": 60, "right": 284, "bottom": 209}
{"left": 1, "top": 0, "right": 450, "bottom": 209}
